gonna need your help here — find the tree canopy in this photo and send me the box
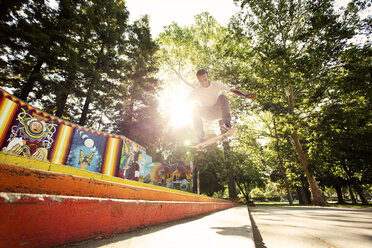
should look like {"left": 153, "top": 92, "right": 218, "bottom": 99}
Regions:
{"left": 1, "top": 0, "right": 370, "bottom": 205}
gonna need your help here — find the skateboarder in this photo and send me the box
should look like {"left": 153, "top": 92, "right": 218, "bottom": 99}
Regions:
{"left": 188, "top": 69, "right": 256, "bottom": 143}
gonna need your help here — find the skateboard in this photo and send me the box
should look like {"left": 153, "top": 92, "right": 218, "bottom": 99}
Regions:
{"left": 191, "top": 127, "right": 238, "bottom": 151}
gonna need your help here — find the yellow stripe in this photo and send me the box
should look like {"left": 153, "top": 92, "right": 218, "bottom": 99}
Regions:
{"left": 105, "top": 139, "right": 113, "bottom": 175}
{"left": 54, "top": 125, "right": 73, "bottom": 164}
{"left": 50, "top": 127, "right": 62, "bottom": 163}
{"left": 51, "top": 125, "right": 66, "bottom": 163}
{"left": 50, "top": 125, "right": 71, "bottom": 164}
{"left": 0, "top": 98, "right": 17, "bottom": 141}
{"left": 103, "top": 137, "right": 119, "bottom": 176}
{"left": 110, "top": 138, "right": 120, "bottom": 175}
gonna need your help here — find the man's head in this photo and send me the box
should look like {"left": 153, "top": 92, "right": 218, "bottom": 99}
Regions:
{"left": 196, "top": 69, "right": 210, "bottom": 88}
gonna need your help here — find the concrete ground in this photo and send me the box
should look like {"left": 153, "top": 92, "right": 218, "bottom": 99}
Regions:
{"left": 60, "top": 205, "right": 255, "bottom": 248}
{"left": 249, "top": 205, "right": 372, "bottom": 248}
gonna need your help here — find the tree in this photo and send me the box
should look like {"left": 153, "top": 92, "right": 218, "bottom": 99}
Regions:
{"left": 157, "top": 12, "right": 232, "bottom": 88}
{"left": 0, "top": 0, "right": 60, "bottom": 101}
{"left": 230, "top": 0, "right": 370, "bottom": 205}
{"left": 233, "top": 150, "right": 266, "bottom": 203}
{"left": 112, "top": 16, "right": 164, "bottom": 153}
{"left": 308, "top": 44, "right": 371, "bottom": 205}
{"left": 39, "top": 0, "right": 86, "bottom": 120}
{"left": 75, "top": 0, "right": 130, "bottom": 126}
{"left": 0, "top": 0, "right": 164, "bottom": 145}
{"left": 157, "top": 13, "right": 243, "bottom": 199}
{"left": 197, "top": 148, "right": 227, "bottom": 197}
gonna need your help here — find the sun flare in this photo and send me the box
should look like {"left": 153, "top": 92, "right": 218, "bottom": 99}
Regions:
{"left": 158, "top": 82, "right": 194, "bottom": 128}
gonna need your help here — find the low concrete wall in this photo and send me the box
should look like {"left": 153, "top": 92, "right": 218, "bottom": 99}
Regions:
{"left": 0, "top": 153, "right": 238, "bottom": 247}
{"left": 0, "top": 193, "right": 236, "bottom": 248}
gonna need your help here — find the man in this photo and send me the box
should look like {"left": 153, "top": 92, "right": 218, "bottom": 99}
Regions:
{"left": 188, "top": 69, "right": 256, "bottom": 143}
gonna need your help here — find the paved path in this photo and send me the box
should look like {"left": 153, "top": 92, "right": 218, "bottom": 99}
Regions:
{"left": 249, "top": 206, "right": 372, "bottom": 248}
{"left": 61, "top": 205, "right": 255, "bottom": 248}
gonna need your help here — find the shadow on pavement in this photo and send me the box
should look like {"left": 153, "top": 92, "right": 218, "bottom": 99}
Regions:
{"left": 211, "top": 225, "right": 251, "bottom": 238}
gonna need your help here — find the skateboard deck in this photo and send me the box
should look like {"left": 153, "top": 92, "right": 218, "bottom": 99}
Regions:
{"left": 192, "top": 127, "right": 238, "bottom": 151}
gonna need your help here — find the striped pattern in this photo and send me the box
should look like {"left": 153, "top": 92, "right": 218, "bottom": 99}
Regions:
{"left": 101, "top": 137, "right": 121, "bottom": 176}
{"left": 0, "top": 97, "right": 18, "bottom": 147}
{"left": 49, "top": 124, "right": 74, "bottom": 164}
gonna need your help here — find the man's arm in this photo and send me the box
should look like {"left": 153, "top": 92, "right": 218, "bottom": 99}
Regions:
{"left": 229, "top": 89, "right": 256, "bottom": 99}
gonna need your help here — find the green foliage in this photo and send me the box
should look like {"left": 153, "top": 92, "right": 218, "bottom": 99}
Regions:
{"left": 0, "top": 0, "right": 164, "bottom": 153}
{"left": 229, "top": 0, "right": 371, "bottom": 203}
{"left": 1, "top": 0, "right": 370, "bottom": 203}
{"left": 157, "top": 12, "right": 234, "bottom": 86}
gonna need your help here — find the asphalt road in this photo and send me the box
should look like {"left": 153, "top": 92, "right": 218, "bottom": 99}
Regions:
{"left": 249, "top": 206, "right": 372, "bottom": 248}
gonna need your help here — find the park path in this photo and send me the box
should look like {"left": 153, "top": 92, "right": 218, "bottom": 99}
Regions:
{"left": 249, "top": 205, "right": 372, "bottom": 248}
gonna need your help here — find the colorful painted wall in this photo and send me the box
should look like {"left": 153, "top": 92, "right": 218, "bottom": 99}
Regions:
{"left": 141, "top": 161, "right": 194, "bottom": 191}
{"left": 0, "top": 88, "right": 194, "bottom": 192}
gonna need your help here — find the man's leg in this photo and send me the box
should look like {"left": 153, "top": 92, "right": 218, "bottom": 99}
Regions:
{"left": 216, "top": 94, "right": 231, "bottom": 133}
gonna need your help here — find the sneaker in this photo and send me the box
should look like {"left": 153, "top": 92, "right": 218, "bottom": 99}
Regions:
{"left": 220, "top": 123, "right": 231, "bottom": 134}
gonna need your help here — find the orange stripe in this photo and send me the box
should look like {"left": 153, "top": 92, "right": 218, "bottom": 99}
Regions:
{"left": 110, "top": 138, "right": 121, "bottom": 175}
{"left": 102, "top": 137, "right": 121, "bottom": 176}
{"left": 102, "top": 139, "right": 111, "bottom": 175}
{"left": 0, "top": 97, "right": 18, "bottom": 147}
{"left": 102, "top": 138, "right": 111, "bottom": 175}
{"left": 50, "top": 124, "right": 73, "bottom": 164}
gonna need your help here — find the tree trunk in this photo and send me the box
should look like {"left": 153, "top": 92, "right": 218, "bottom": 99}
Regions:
{"left": 55, "top": 73, "right": 76, "bottom": 118}
{"left": 79, "top": 84, "right": 94, "bottom": 126}
{"left": 348, "top": 185, "right": 357, "bottom": 204}
{"left": 121, "top": 102, "right": 134, "bottom": 138}
{"left": 55, "top": 86, "right": 70, "bottom": 118}
{"left": 342, "top": 163, "right": 369, "bottom": 205}
{"left": 18, "top": 60, "right": 43, "bottom": 101}
{"left": 334, "top": 185, "right": 346, "bottom": 204}
{"left": 291, "top": 130, "right": 327, "bottom": 206}
{"left": 223, "top": 142, "right": 238, "bottom": 200}
{"left": 353, "top": 185, "right": 368, "bottom": 205}
{"left": 296, "top": 186, "right": 309, "bottom": 205}
{"left": 273, "top": 117, "right": 293, "bottom": 205}
{"left": 78, "top": 44, "right": 106, "bottom": 126}
{"left": 235, "top": 180, "right": 250, "bottom": 203}
{"left": 287, "top": 85, "right": 326, "bottom": 206}
{"left": 55, "top": 92, "right": 69, "bottom": 118}
{"left": 301, "top": 176, "right": 312, "bottom": 204}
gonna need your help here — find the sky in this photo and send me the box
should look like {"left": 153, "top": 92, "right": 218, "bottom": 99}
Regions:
{"left": 125, "top": 0, "right": 240, "bottom": 37}
{"left": 125, "top": 0, "right": 371, "bottom": 38}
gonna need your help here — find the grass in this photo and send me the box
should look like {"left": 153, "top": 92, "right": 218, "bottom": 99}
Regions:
{"left": 327, "top": 201, "right": 372, "bottom": 208}
{"left": 252, "top": 201, "right": 372, "bottom": 208}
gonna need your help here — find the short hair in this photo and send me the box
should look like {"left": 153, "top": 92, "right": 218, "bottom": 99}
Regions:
{"left": 196, "top": 69, "right": 208, "bottom": 77}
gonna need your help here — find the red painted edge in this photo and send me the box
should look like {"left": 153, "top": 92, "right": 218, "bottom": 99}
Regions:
{"left": 0, "top": 193, "right": 238, "bottom": 248}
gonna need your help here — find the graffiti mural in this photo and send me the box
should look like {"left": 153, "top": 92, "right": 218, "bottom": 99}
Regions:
{"left": 65, "top": 128, "right": 107, "bottom": 172}
{"left": 118, "top": 139, "right": 152, "bottom": 181}
{"left": 141, "top": 161, "right": 193, "bottom": 192}
{"left": 0, "top": 88, "right": 195, "bottom": 191}
{"left": 1, "top": 108, "right": 57, "bottom": 161}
